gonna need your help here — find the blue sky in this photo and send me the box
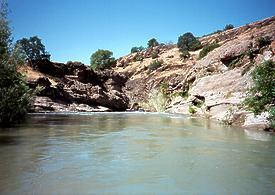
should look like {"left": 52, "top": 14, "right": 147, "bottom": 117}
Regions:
{"left": 9, "top": 0, "right": 275, "bottom": 64}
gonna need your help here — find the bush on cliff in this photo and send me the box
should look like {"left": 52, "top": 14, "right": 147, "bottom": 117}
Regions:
{"left": 148, "top": 59, "right": 163, "bottom": 73}
{"left": 198, "top": 42, "right": 220, "bottom": 59}
{"left": 177, "top": 32, "right": 201, "bottom": 52}
{"left": 15, "top": 36, "right": 50, "bottom": 62}
{"left": 90, "top": 49, "right": 116, "bottom": 70}
{"left": 131, "top": 46, "right": 145, "bottom": 53}
{"left": 0, "top": 0, "right": 33, "bottom": 126}
{"left": 256, "top": 36, "right": 271, "bottom": 48}
{"left": 147, "top": 38, "right": 159, "bottom": 48}
{"left": 179, "top": 49, "right": 190, "bottom": 59}
{"left": 224, "top": 24, "right": 234, "bottom": 31}
{"left": 243, "top": 60, "right": 275, "bottom": 129}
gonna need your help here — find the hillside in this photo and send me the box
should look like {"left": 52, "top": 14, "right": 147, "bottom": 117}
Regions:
{"left": 21, "top": 16, "right": 275, "bottom": 130}
{"left": 114, "top": 16, "right": 275, "bottom": 130}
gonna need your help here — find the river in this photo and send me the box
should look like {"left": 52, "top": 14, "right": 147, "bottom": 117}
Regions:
{"left": 0, "top": 113, "right": 274, "bottom": 194}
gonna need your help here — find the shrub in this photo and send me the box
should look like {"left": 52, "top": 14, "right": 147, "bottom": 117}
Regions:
{"left": 188, "top": 105, "right": 196, "bottom": 114}
{"left": 202, "top": 30, "right": 223, "bottom": 37}
{"left": 147, "top": 38, "right": 159, "bottom": 48}
{"left": 133, "top": 54, "right": 144, "bottom": 62}
{"left": 243, "top": 60, "right": 275, "bottom": 128}
{"left": 177, "top": 32, "right": 202, "bottom": 52}
{"left": 15, "top": 36, "right": 50, "bottom": 61}
{"left": 179, "top": 49, "right": 190, "bottom": 59}
{"left": 245, "top": 49, "right": 254, "bottom": 61}
{"left": 223, "top": 55, "right": 244, "bottom": 69}
{"left": 224, "top": 24, "right": 234, "bottom": 31}
{"left": 90, "top": 49, "right": 116, "bottom": 70}
{"left": 131, "top": 46, "right": 145, "bottom": 53}
{"left": 198, "top": 42, "right": 220, "bottom": 59}
{"left": 151, "top": 51, "right": 158, "bottom": 59}
{"left": 148, "top": 59, "right": 163, "bottom": 72}
{"left": 171, "top": 90, "right": 188, "bottom": 99}
{"left": 256, "top": 36, "right": 271, "bottom": 48}
{"left": 269, "top": 107, "right": 275, "bottom": 129}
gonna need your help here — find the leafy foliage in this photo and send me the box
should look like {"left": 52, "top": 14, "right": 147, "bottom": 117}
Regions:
{"left": 243, "top": 60, "right": 275, "bottom": 128}
{"left": 147, "top": 38, "right": 159, "bottom": 48}
{"left": 15, "top": 36, "right": 50, "bottom": 61}
{"left": 131, "top": 46, "right": 145, "bottom": 53}
{"left": 202, "top": 30, "right": 223, "bottom": 38}
{"left": 179, "top": 49, "right": 190, "bottom": 59}
{"left": 198, "top": 42, "right": 220, "bottom": 59}
{"left": 0, "top": 59, "right": 33, "bottom": 125}
{"left": 256, "top": 36, "right": 271, "bottom": 48}
{"left": 148, "top": 59, "right": 163, "bottom": 72}
{"left": 0, "top": 0, "right": 33, "bottom": 126}
{"left": 188, "top": 105, "right": 196, "bottom": 114}
{"left": 133, "top": 54, "right": 144, "bottom": 62}
{"left": 224, "top": 24, "right": 234, "bottom": 31}
{"left": 269, "top": 107, "right": 275, "bottom": 128}
{"left": 0, "top": 0, "right": 11, "bottom": 59}
{"left": 177, "top": 32, "right": 202, "bottom": 52}
{"left": 90, "top": 49, "right": 116, "bottom": 70}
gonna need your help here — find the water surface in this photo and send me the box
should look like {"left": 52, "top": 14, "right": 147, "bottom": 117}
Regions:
{"left": 0, "top": 113, "right": 274, "bottom": 194}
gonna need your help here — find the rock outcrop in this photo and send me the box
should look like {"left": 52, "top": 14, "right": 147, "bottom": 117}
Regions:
{"left": 23, "top": 60, "right": 129, "bottom": 112}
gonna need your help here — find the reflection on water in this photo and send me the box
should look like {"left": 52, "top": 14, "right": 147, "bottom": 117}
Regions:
{"left": 0, "top": 113, "right": 274, "bottom": 194}
{"left": 244, "top": 129, "right": 272, "bottom": 141}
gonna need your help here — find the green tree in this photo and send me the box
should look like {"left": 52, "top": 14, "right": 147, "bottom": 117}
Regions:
{"left": 147, "top": 38, "right": 159, "bottom": 48}
{"left": 177, "top": 32, "right": 201, "bottom": 52}
{"left": 0, "top": 0, "right": 11, "bottom": 59}
{"left": 15, "top": 36, "right": 50, "bottom": 61}
{"left": 90, "top": 49, "right": 116, "bottom": 70}
{"left": 243, "top": 60, "right": 275, "bottom": 128}
{"left": 0, "top": 0, "right": 33, "bottom": 126}
{"left": 224, "top": 24, "right": 234, "bottom": 31}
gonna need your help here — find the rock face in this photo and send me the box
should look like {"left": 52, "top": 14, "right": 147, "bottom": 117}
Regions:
{"left": 25, "top": 60, "right": 129, "bottom": 112}
{"left": 114, "top": 16, "right": 275, "bottom": 130}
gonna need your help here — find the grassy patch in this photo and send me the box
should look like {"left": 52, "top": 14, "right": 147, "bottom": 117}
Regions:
{"left": 147, "top": 59, "right": 163, "bottom": 73}
{"left": 188, "top": 105, "right": 197, "bottom": 114}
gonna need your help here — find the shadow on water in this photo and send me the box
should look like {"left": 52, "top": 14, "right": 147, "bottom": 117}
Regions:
{"left": 0, "top": 135, "right": 21, "bottom": 145}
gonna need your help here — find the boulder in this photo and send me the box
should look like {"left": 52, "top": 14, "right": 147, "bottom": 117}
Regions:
{"left": 27, "top": 76, "right": 51, "bottom": 88}
{"left": 30, "top": 59, "right": 65, "bottom": 77}
{"left": 77, "top": 68, "right": 97, "bottom": 84}
{"left": 243, "top": 112, "right": 270, "bottom": 130}
{"left": 65, "top": 61, "right": 88, "bottom": 75}
{"left": 33, "top": 96, "right": 112, "bottom": 112}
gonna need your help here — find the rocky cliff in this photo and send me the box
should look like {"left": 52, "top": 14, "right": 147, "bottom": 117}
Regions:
{"left": 20, "top": 60, "right": 129, "bottom": 112}
{"left": 115, "top": 16, "right": 275, "bottom": 130}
